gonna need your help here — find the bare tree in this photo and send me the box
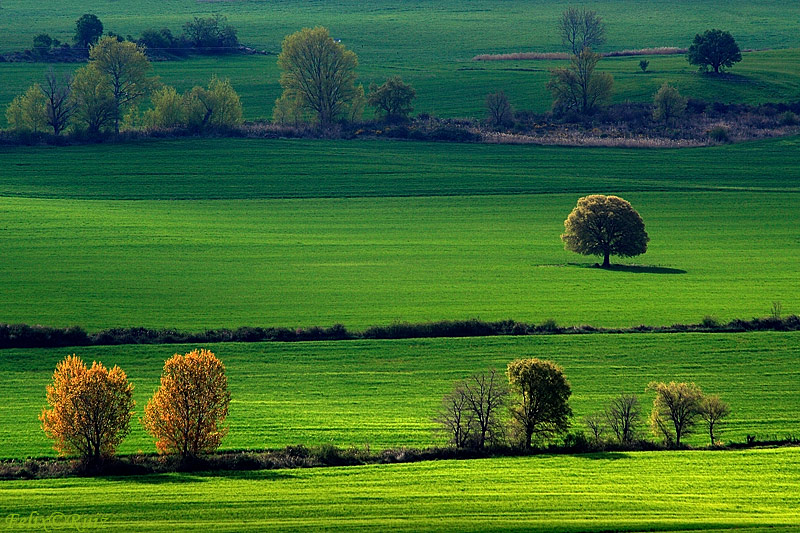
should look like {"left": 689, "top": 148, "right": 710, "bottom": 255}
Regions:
{"left": 558, "top": 7, "right": 606, "bottom": 55}
{"left": 486, "top": 90, "right": 513, "bottom": 127}
{"left": 605, "top": 393, "right": 642, "bottom": 445}
{"left": 547, "top": 48, "right": 613, "bottom": 116}
{"left": 699, "top": 394, "right": 731, "bottom": 446}
{"left": 435, "top": 369, "right": 508, "bottom": 449}
{"left": 461, "top": 369, "right": 508, "bottom": 449}
{"left": 647, "top": 381, "right": 704, "bottom": 447}
{"left": 583, "top": 413, "right": 606, "bottom": 446}
{"left": 42, "top": 68, "right": 75, "bottom": 135}
{"left": 434, "top": 384, "right": 473, "bottom": 448}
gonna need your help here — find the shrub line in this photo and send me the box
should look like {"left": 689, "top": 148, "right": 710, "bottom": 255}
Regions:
{"left": 2, "top": 437, "right": 797, "bottom": 480}
{"left": 1, "top": 315, "right": 798, "bottom": 349}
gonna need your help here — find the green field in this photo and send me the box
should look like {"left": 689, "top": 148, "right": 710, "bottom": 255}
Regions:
{"left": 1, "top": 137, "right": 799, "bottom": 330}
{"left": 2, "top": 449, "right": 799, "bottom": 531}
{"left": 2, "top": 0, "right": 800, "bottom": 122}
{"left": 2, "top": 332, "right": 798, "bottom": 458}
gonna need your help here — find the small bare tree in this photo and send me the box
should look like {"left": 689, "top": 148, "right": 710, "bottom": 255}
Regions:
{"left": 558, "top": 7, "right": 606, "bottom": 55}
{"left": 605, "top": 393, "right": 642, "bottom": 445}
{"left": 435, "top": 368, "right": 508, "bottom": 449}
{"left": 435, "top": 384, "right": 473, "bottom": 449}
{"left": 583, "top": 413, "right": 606, "bottom": 446}
{"left": 461, "top": 369, "right": 508, "bottom": 449}
{"left": 699, "top": 394, "right": 731, "bottom": 446}
{"left": 42, "top": 68, "right": 75, "bottom": 135}
{"left": 486, "top": 90, "right": 513, "bottom": 127}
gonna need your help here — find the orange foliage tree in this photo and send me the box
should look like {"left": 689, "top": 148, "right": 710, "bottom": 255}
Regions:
{"left": 142, "top": 349, "right": 231, "bottom": 458}
{"left": 40, "top": 354, "right": 134, "bottom": 463}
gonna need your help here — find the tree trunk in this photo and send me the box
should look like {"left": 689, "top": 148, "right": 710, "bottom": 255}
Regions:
{"left": 602, "top": 251, "right": 610, "bottom": 268}
{"left": 525, "top": 427, "right": 533, "bottom": 449}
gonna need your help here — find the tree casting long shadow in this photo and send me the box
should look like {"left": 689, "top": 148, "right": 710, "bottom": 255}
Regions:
{"left": 571, "top": 263, "right": 687, "bottom": 275}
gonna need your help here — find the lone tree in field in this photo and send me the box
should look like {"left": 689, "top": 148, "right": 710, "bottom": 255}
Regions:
{"left": 368, "top": 76, "right": 416, "bottom": 123}
{"left": 561, "top": 195, "right": 649, "bottom": 268}
{"left": 74, "top": 14, "right": 103, "bottom": 49}
{"left": 699, "top": 394, "right": 731, "bottom": 446}
{"left": 507, "top": 358, "right": 572, "bottom": 449}
{"left": 547, "top": 48, "right": 613, "bottom": 115}
{"left": 687, "top": 29, "right": 742, "bottom": 74}
{"left": 276, "top": 26, "right": 361, "bottom": 125}
{"left": 40, "top": 355, "right": 134, "bottom": 464}
{"left": 647, "top": 381, "right": 704, "bottom": 447}
{"left": 143, "top": 349, "right": 231, "bottom": 460}
{"left": 558, "top": 7, "right": 606, "bottom": 55}
{"left": 89, "top": 36, "right": 156, "bottom": 133}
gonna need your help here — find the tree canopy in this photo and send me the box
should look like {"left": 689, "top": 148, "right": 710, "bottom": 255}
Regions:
{"left": 506, "top": 358, "right": 572, "bottom": 448}
{"left": 561, "top": 194, "right": 649, "bottom": 268}
{"left": 74, "top": 14, "right": 103, "bottom": 48}
{"left": 687, "top": 29, "right": 742, "bottom": 74}
{"left": 276, "top": 27, "right": 361, "bottom": 126}
{"left": 367, "top": 76, "right": 416, "bottom": 122}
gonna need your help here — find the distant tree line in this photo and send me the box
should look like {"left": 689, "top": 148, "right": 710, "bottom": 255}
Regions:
{"left": 2, "top": 312, "right": 799, "bottom": 349}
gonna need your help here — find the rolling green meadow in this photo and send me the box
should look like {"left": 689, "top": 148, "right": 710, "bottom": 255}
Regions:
{"left": 2, "top": 449, "right": 800, "bottom": 532}
{"left": 2, "top": 0, "right": 800, "bottom": 530}
{"left": 1, "top": 0, "right": 800, "bottom": 121}
{"left": 2, "top": 332, "right": 799, "bottom": 457}
{"left": 1, "top": 137, "right": 799, "bottom": 330}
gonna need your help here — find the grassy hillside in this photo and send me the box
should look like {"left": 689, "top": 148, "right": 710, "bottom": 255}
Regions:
{"left": 2, "top": 332, "right": 798, "bottom": 458}
{"left": 1, "top": 449, "right": 799, "bottom": 531}
{"left": 1, "top": 0, "right": 800, "bottom": 121}
{"left": 1, "top": 138, "right": 798, "bottom": 330}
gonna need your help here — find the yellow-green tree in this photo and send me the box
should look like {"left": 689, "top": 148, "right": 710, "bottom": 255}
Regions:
{"left": 40, "top": 355, "right": 134, "bottom": 463}
{"left": 144, "top": 85, "right": 185, "bottom": 129}
{"left": 143, "top": 349, "right": 231, "bottom": 459}
{"left": 276, "top": 27, "right": 361, "bottom": 125}
{"left": 70, "top": 65, "right": 116, "bottom": 134}
{"left": 506, "top": 358, "right": 572, "bottom": 449}
{"left": 89, "top": 36, "right": 156, "bottom": 133}
{"left": 5, "top": 84, "right": 48, "bottom": 133}
{"left": 653, "top": 82, "right": 687, "bottom": 123}
{"left": 562, "top": 195, "right": 649, "bottom": 268}
{"left": 647, "top": 381, "right": 704, "bottom": 447}
{"left": 184, "top": 77, "right": 243, "bottom": 130}
{"left": 547, "top": 48, "right": 613, "bottom": 115}
{"left": 699, "top": 394, "right": 731, "bottom": 446}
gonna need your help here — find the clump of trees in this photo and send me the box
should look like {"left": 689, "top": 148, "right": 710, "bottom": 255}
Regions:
{"left": 144, "top": 76, "right": 243, "bottom": 131}
{"left": 647, "top": 381, "right": 727, "bottom": 446}
{"left": 74, "top": 14, "right": 104, "bottom": 49}
{"left": 561, "top": 194, "right": 649, "bottom": 268}
{"left": 40, "top": 355, "right": 134, "bottom": 465}
{"left": 41, "top": 350, "right": 230, "bottom": 464}
{"left": 275, "top": 26, "right": 364, "bottom": 126}
{"left": 688, "top": 29, "right": 742, "bottom": 74}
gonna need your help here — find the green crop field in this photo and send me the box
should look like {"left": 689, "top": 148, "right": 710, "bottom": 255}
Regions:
{"left": 1, "top": 449, "right": 799, "bottom": 531}
{"left": 2, "top": 0, "right": 800, "bottom": 122}
{"left": 1, "top": 137, "right": 799, "bottom": 330}
{"left": 2, "top": 332, "right": 798, "bottom": 458}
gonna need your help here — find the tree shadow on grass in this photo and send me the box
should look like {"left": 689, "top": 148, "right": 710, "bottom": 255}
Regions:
{"left": 101, "top": 470, "right": 296, "bottom": 484}
{"left": 569, "top": 263, "right": 687, "bottom": 275}
{"left": 574, "top": 452, "right": 630, "bottom": 460}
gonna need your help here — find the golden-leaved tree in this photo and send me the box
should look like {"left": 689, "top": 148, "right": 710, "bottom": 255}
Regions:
{"left": 143, "top": 349, "right": 231, "bottom": 459}
{"left": 40, "top": 355, "right": 134, "bottom": 463}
